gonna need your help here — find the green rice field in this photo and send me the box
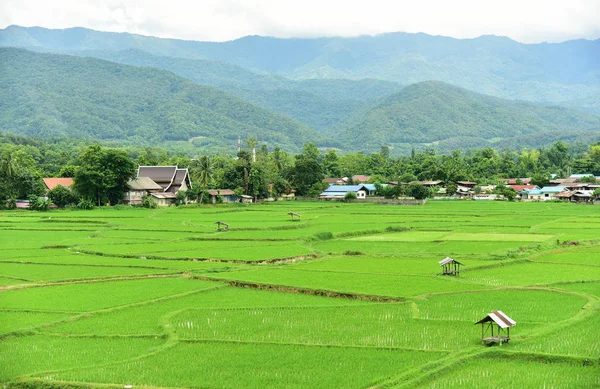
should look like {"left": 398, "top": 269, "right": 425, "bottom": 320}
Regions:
{"left": 0, "top": 201, "right": 598, "bottom": 388}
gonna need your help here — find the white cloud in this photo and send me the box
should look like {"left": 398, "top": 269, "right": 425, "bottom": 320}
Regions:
{"left": 1, "top": 0, "right": 599, "bottom": 43}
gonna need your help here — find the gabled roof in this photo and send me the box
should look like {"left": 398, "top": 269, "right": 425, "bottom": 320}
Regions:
{"left": 137, "top": 166, "right": 191, "bottom": 192}
{"left": 540, "top": 186, "right": 566, "bottom": 193}
{"left": 323, "top": 185, "right": 368, "bottom": 192}
{"left": 475, "top": 310, "right": 516, "bottom": 328}
{"left": 127, "top": 177, "right": 163, "bottom": 191}
{"left": 352, "top": 175, "right": 371, "bottom": 183}
{"left": 504, "top": 178, "right": 531, "bottom": 185}
{"left": 43, "top": 178, "right": 74, "bottom": 190}
{"left": 323, "top": 177, "right": 346, "bottom": 184}
{"left": 439, "top": 257, "right": 463, "bottom": 266}
{"left": 138, "top": 166, "right": 177, "bottom": 183}
{"left": 509, "top": 185, "right": 538, "bottom": 192}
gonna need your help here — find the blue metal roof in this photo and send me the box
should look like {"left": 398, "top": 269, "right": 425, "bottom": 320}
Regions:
{"left": 324, "top": 185, "right": 368, "bottom": 192}
{"left": 540, "top": 186, "right": 566, "bottom": 193}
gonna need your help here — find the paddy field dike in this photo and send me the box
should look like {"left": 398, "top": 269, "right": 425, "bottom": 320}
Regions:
{"left": 0, "top": 201, "right": 598, "bottom": 388}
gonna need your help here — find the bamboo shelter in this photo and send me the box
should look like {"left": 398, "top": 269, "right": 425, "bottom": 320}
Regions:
{"left": 439, "top": 257, "right": 463, "bottom": 275}
{"left": 214, "top": 221, "right": 229, "bottom": 232}
{"left": 475, "top": 310, "right": 516, "bottom": 345}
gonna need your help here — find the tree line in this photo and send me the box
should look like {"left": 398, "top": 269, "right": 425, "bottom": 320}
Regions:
{"left": 1, "top": 132, "right": 599, "bottom": 208}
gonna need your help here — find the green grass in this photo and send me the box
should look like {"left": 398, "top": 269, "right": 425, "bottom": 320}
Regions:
{"left": 0, "top": 277, "right": 220, "bottom": 312}
{"left": 201, "top": 268, "right": 488, "bottom": 298}
{"left": 0, "top": 201, "right": 598, "bottom": 388}
{"left": 52, "top": 342, "right": 446, "bottom": 389}
{"left": 0, "top": 335, "right": 163, "bottom": 381}
{"left": 413, "top": 354, "right": 599, "bottom": 389}
{"left": 0, "top": 262, "right": 176, "bottom": 282}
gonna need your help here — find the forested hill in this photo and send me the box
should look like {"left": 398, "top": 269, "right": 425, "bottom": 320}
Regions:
{"left": 2, "top": 25, "right": 599, "bottom": 104}
{"left": 336, "top": 81, "right": 600, "bottom": 154}
{"left": 72, "top": 49, "right": 405, "bottom": 132}
{"left": 0, "top": 48, "right": 329, "bottom": 152}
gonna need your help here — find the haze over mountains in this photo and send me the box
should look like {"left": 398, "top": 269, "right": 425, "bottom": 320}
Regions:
{"left": 1, "top": 25, "right": 599, "bottom": 154}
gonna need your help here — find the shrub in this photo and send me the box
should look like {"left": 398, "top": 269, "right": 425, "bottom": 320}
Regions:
{"left": 47, "top": 185, "right": 75, "bottom": 208}
{"left": 314, "top": 232, "right": 334, "bottom": 240}
{"left": 77, "top": 198, "right": 95, "bottom": 210}
{"left": 406, "top": 183, "right": 430, "bottom": 200}
{"left": 28, "top": 196, "right": 50, "bottom": 211}
{"left": 344, "top": 191, "right": 358, "bottom": 200}
{"left": 141, "top": 195, "right": 157, "bottom": 209}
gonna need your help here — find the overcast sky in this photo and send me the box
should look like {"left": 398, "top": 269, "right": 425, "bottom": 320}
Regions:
{"left": 2, "top": 0, "right": 599, "bottom": 43}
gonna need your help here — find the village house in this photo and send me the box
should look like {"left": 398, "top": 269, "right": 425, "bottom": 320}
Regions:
{"left": 124, "top": 177, "right": 163, "bottom": 205}
{"left": 522, "top": 186, "right": 566, "bottom": 201}
{"left": 320, "top": 185, "right": 369, "bottom": 199}
{"left": 124, "top": 166, "right": 192, "bottom": 206}
{"left": 150, "top": 192, "right": 178, "bottom": 206}
{"left": 43, "top": 178, "right": 74, "bottom": 192}
{"left": 137, "top": 166, "right": 192, "bottom": 193}
{"left": 207, "top": 189, "right": 238, "bottom": 204}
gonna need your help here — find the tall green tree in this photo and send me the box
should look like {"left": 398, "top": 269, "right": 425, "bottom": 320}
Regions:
{"left": 291, "top": 143, "right": 323, "bottom": 196}
{"left": 73, "top": 145, "right": 135, "bottom": 206}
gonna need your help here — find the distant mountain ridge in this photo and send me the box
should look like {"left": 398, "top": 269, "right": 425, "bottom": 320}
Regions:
{"left": 336, "top": 81, "right": 600, "bottom": 154}
{"left": 2, "top": 25, "right": 599, "bottom": 105}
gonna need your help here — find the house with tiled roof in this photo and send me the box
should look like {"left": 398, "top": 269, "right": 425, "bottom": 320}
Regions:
{"left": 137, "top": 166, "right": 192, "bottom": 193}
{"left": 43, "top": 178, "right": 74, "bottom": 191}
{"left": 125, "top": 166, "right": 192, "bottom": 206}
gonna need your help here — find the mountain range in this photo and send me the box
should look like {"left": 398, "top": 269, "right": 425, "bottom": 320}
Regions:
{"left": 1, "top": 25, "right": 599, "bottom": 154}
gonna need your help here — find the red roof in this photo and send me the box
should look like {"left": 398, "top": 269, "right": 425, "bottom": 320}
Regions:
{"left": 352, "top": 175, "right": 371, "bottom": 183}
{"left": 509, "top": 185, "right": 538, "bottom": 191}
{"left": 504, "top": 178, "right": 531, "bottom": 185}
{"left": 43, "top": 178, "right": 74, "bottom": 190}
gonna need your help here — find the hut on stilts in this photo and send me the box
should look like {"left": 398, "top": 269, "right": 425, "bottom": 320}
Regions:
{"left": 439, "top": 257, "right": 463, "bottom": 275}
{"left": 475, "top": 310, "right": 516, "bottom": 345}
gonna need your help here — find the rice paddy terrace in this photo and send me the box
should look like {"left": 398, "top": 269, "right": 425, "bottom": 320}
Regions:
{"left": 0, "top": 201, "right": 598, "bottom": 388}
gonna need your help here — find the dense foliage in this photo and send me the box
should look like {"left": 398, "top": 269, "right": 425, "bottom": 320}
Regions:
{"left": 0, "top": 48, "right": 325, "bottom": 153}
{"left": 1, "top": 131, "right": 599, "bottom": 206}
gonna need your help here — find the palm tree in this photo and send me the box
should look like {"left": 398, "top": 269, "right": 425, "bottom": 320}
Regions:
{"left": 0, "top": 151, "right": 18, "bottom": 200}
{"left": 197, "top": 156, "right": 212, "bottom": 203}
{"left": 247, "top": 137, "right": 258, "bottom": 163}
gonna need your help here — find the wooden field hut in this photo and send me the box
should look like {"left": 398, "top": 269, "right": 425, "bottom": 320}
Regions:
{"left": 439, "top": 257, "right": 463, "bottom": 275}
{"left": 475, "top": 310, "right": 516, "bottom": 345}
{"left": 215, "top": 221, "right": 229, "bottom": 232}
{"left": 288, "top": 211, "right": 301, "bottom": 221}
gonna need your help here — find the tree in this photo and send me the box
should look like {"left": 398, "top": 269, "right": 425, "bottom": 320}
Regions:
{"left": 344, "top": 191, "right": 358, "bottom": 200}
{"left": 73, "top": 145, "right": 135, "bottom": 206}
{"left": 322, "top": 150, "right": 341, "bottom": 177}
{"left": 406, "top": 183, "right": 430, "bottom": 200}
{"left": 579, "top": 175, "right": 597, "bottom": 183}
{"left": 446, "top": 182, "right": 458, "bottom": 197}
{"left": 291, "top": 143, "right": 323, "bottom": 196}
{"left": 193, "top": 156, "right": 212, "bottom": 202}
{"left": 47, "top": 185, "right": 74, "bottom": 207}
{"left": 531, "top": 173, "right": 550, "bottom": 188}
{"left": 247, "top": 137, "right": 258, "bottom": 163}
